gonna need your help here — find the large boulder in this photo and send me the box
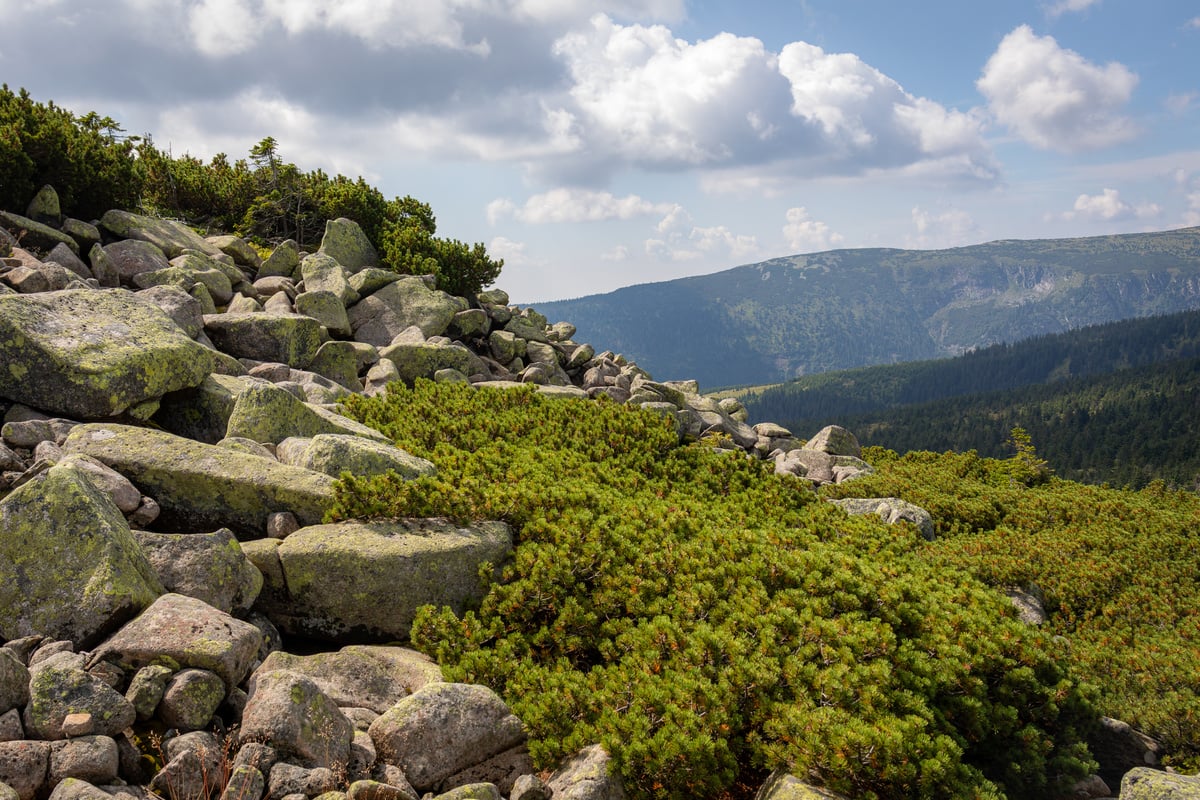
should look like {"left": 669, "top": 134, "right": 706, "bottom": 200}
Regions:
{"left": 827, "top": 497, "right": 936, "bottom": 541}
{"left": 0, "top": 740, "right": 51, "bottom": 800}
{"left": 63, "top": 423, "right": 336, "bottom": 535}
{"left": 223, "top": 381, "right": 390, "bottom": 445}
{"left": 133, "top": 528, "right": 263, "bottom": 614}
{"left": 101, "top": 240, "right": 169, "bottom": 283}
{"left": 275, "top": 434, "right": 436, "bottom": 480}
{"left": 380, "top": 341, "right": 475, "bottom": 386}
{"left": 803, "top": 425, "right": 862, "bottom": 458}
{"left": 300, "top": 253, "right": 359, "bottom": 305}
{"left": 1120, "top": 768, "right": 1200, "bottom": 799}
{"left": 1090, "top": 716, "right": 1164, "bottom": 787}
{"left": 317, "top": 218, "right": 378, "bottom": 274}
{"left": 255, "top": 646, "right": 442, "bottom": 715}
{"left": 206, "top": 235, "right": 262, "bottom": 270}
{"left": 368, "top": 683, "right": 526, "bottom": 793}
{"left": 98, "top": 210, "right": 223, "bottom": 259}
{"left": 0, "top": 211, "right": 77, "bottom": 255}
{"left": 348, "top": 277, "right": 462, "bottom": 346}
{"left": 754, "top": 771, "right": 846, "bottom": 800}
{"left": 0, "top": 289, "right": 218, "bottom": 419}
{"left": 202, "top": 313, "right": 323, "bottom": 369}
{"left": 241, "top": 670, "right": 353, "bottom": 769}
{"left": 545, "top": 745, "right": 627, "bottom": 800}
{"left": 262, "top": 520, "right": 512, "bottom": 641}
{"left": 24, "top": 661, "right": 135, "bottom": 741}
{"left": 0, "top": 461, "right": 163, "bottom": 647}
{"left": 92, "top": 593, "right": 262, "bottom": 688}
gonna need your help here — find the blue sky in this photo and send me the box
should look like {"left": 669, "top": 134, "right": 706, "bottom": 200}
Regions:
{"left": 1, "top": 1, "right": 1198, "bottom": 303}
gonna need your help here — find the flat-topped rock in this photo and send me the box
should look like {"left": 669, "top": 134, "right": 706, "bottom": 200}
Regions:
{"left": 256, "top": 646, "right": 442, "bottom": 715}
{"left": 63, "top": 423, "right": 337, "bottom": 535}
{"left": 99, "top": 210, "right": 222, "bottom": 259}
{"left": 0, "top": 289, "right": 217, "bottom": 418}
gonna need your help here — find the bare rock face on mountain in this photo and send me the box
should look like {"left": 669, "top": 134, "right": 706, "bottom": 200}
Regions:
{"left": 0, "top": 289, "right": 217, "bottom": 419}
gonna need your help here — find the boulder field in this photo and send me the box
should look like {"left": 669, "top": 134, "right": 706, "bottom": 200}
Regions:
{"left": 0, "top": 193, "right": 1167, "bottom": 800}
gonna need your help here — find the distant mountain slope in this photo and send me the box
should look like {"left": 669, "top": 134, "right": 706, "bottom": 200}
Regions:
{"left": 741, "top": 308, "right": 1200, "bottom": 430}
{"left": 535, "top": 228, "right": 1200, "bottom": 389}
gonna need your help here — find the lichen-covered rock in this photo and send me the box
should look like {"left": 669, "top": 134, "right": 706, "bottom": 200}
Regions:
{"left": 242, "top": 670, "right": 353, "bottom": 769}
{"left": 92, "top": 593, "right": 262, "bottom": 688}
{"left": 207, "top": 235, "right": 262, "bottom": 270}
{"left": 133, "top": 528, "right": 262, "bottom": 614}
{"left": 803, "top": 425, "right": 862, "bottom": 458}
{"left": 296, "top": 291, "right": 353, "bottom": 337}
{"left": 63, "top": 423, "right": 336, "bottom": 535}
{"left": 153, "top": 373, "right": 251, "bottom": 444}
{"left": 754, "top": 770, "right": 847, "bottom": 800}
{"left": 308, "top": 340, "right": 373, "bottom": 392}
{"left": 134, "top": 285, "right": 204, "bottom": 340}
{"left": 0, "top": 740, "right": 51, "bottom": 800}
{"left": 368, "top": 683, "right": 526, "bottom": 793}
{"left": 0, "top": 289, "right": 218, "bottom": 419}
{"left": 256, "top": 646, "right": 442, "bottom": 715}
{"left": 0, "top": 652, "right": 29, "bottom": 715}
{"left": 827, "top": 497, "right": 936, "bottom": 540}
{"left": 380, "top": 341, "right": 475, "bottom": 386}
{"left": 125, "top": 664, "right": 173, "bottom": 721}
{"left": 348, "top": 277, "right": 461, "bottom": 346}
{"left": 46, "top": 243, "right": 90, "bottom": 280}
{"left": 347, "top": 268, "right": 401, "bottom": 297}
{"left": 24, "top": 662, "right": 135, "bottom": 741}
{"left": 267, "top": 521, "right": 512, "bottom": 641}
{"left": 224, "top": 381, "right": 389, "bottom": 446}
{"left": 203, "top": 312, "right": 323, "bottom": 369}
{"left": 432, "top": 785, "right": 502, "bottom": 800}
{"left": 25, "top": 185, "right": 61, "bottom": 225}
{"left": 0, "top": 461, "right": 163, "bottom": 646}
{"left": 221, "top": 764, "right": 266, "bottom": 800}
{"left": 0, "top": 211, "right": 77, "bottom": 255}
{"left": 301, "top": 253, "right": 360, "bottom": 306}
{"left": 318, "top": 218, "right": 378, "bottom": 274}
{"left": 54, "top": 454, "right": 142, "bottom": 514}
{"left": 275, "top": 434, "right": 435, "bottom": 481}
{"left": 258, "top": 239, "right": 300, "bottom": 279}
{"left": 99, "top": 210, "right": 222, "bottom": 260}
{"left": 1120, "top": 768, "right": 1200, "bottom": 799}
{"left": 347, "top": 779, "right": 416, "bottom": 800}
{"left": 157, "top": 668, "right": 225, "bottom": 731}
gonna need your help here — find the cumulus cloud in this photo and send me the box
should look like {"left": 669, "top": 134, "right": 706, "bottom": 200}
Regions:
{"left": 488, "top": 189, "right": 677, "bottom": 224}
{"left": 646, "top": 207, "right": 759, "bottom": 262}
{"left": 908, "top": 207, "right": 981, "bottom": 248}
{"left": 782, "top": 207, "right": 843, "bottom": 252}
{"left": 488, "top": 236, "right": 529, "bottom": 263}
{"left": 978, "top": 25, "right": 1138, "bottom": 152}
{"left": 542, "top": 15, "right": 995, "bottom": 183}
{"left": 1061, "top": 188, "right": 1161, "bottom": 222}
{"left": 1046, "top": 0, "right": 1101, "bottom": 17}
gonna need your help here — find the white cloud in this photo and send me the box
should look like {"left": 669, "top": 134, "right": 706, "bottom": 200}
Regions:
{"left": 978, "top": 25, "right": 1138, "bottom": 152}
{"left": 1062, "top": 188, "right": 1161, "bottom": 222}
{"left": 782, "top": 207, "right": 843, "bottom": 252}
{"left": 1182, "top": 192, "right": 1200, "bottom": 227}
{"left": 188, "top": 0, "right": 259, "bottom": 57}
{"left": 542, "top": 14, "right": 994, "bottom": 183}
{"left": 1046, "top": 0, "right": 1101, "bottom": 17}
{"left": 601, "top": 244, "right": 631, "bottom": 262}
{"left": 488, "top": 188, "right": 677, "bottom": 224}
{"left": 646, "top": 212, "right": 759, "bottom": 262}
{"left": 1166, "top": 92, "right": 1198, "bottom": 114}
{"left": 908, "top": 206, "right": 981, "bottom": 248}
{"left": 488, "top": 236, "right": 529, "bottom": 264}
{"left": 258, "top": 0, "right": 491, "bottom": 53}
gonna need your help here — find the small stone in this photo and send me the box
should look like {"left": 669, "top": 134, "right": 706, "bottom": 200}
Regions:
{"left": 60, "top": 713, "right": 94, "bottom": 737}
{"left": 267, "top": 512, "right": 300, "bottom": 539}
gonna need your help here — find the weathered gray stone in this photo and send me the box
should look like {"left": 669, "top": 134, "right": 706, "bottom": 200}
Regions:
{"left": 64, "top": 423, "right": 337, "bottom": 535}
{"left": 318, "top": 218, "right": 378, "bottom": 274}
{"left": 0, "top": 649, "right": 30, "bottom": 715}
{"left": 368, "top": 683, "right": 525, "bottom": 793}
{"left": 432, "top": 785, "right": 501, "bottom": 800}
{"left": 0, "top": 211, "right": 77, "bottom": 255}
{"left": 347, "top": 779, "right": 415, "bottom": 800}
{"left": 1091, "top": 716, "right": 1164, "bottom": 788}
{"left": 99, "top": 210, "right": 222, "bottom": 259}
{"left": 804, "top": 425, "right": 862, "bottom": 458}
{"left": 308, "top": 340, "right": 373, "bottom": 392}
{"left": 203, "top": 312, "right": 323, "bottom": 369}
{"left": 258, "top": 240, "right": 300, "bottom": 280}
{"left": 267, "top": 521, "right": 512, "bottom": 642}
{"left": 301, "top": 253, "right": 360, "bottom": 305}
{"left": 133, "top": 528, "right": 262, "bottom": 614}
{"left": 48, "top": 736, "right": 118, "bottom": 787}
{"left": 24, "top": 662, "right": 135, "bottom": 741}
{"left": 124, "top": 664, "right": 173, "bottom": 721}
{"left": 827, "top": 497, "right": 935, "bottom": 540}
{"left": 503, "top": 315, "right": 549, "bottom": 344}
{"left": 545, "top": 745, "right": 627, "bottom": 800}
{"left": 379, "top": 341, "right": 474, "bottom": 385}
{"left": 153, "top": 373, "right": 253, "bottom": 444}
{"left": 92, "top": 593, "right": 262, "bottom": 688}
{"left": 348, "top": 277, "right": 460, "bottom": 345}
{"left": 224, "top": 381, "right": 389, "bottom": 446}
{"left": 148, "top": 749, "right": 206, "bottom": 800}
{"left": 157, "top": 668, "right": 225, "bottom": 731}
{"left": 256, "top": 647, "right": 442, "bottom": 715}
{"left": 754, "top": 770, "right": 847, "bottom": 800}
{"left": 46, "top": 243, "right": 90, "bottom": 280}
{"left": 442, "top": 746, "right": 534, "bottom": 796}
{"left": 0, "top": 740, "right": 50, "bottom": 800}
{"left": 295, "top": 291, "right": 352, "bottom": 337}
{"left": 60, "top": 219, "right": 100, "bottom": 253}
{"left": 269, "top": 763, "right": 338, "bottom": 798}
{"left": 276, "top": 434, "right": 435, "bottom": 481}
{"left": 25, "top": 185, "right": 61, "bottom": 225}
{"left": 102, "top": 240, "right": 169, "bottom": 282}
{"left": 347, "top": 268, "right": 401, "bottom": 297}
{"left": 133, "top": 284, "right": 204, "bottom": 339}
{"left": 207, "top": 235, "right": 262, "bottom": 270}
{"left": 0, "top": 289, "right": 218, "bottom": 419}
{"left": 219, "top": 764, "right": 266, "bottom": 800}
{"left": 243, "top": 671, "right": 353, "bottom": 769}
{"left": 1120, "top": 768, "right": 1200, "bottom": 799}
{"left": 46, "top": 779, "right": 113, "bottom": 800}
{"left": 0, "top": 462, "right": 162, "bottom": 646}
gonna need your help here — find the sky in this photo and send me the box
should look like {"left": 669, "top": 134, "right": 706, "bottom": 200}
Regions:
{"left": 1, "top": 1, "right": 1198, "bottom": 304}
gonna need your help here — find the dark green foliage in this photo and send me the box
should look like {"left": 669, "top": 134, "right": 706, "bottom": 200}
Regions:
{"left": 377, "top": 196, "right": 503, "bottom": 297}
{"left": 0, "top": 84, "right": 142, "bottom": 218}
{"left": 826, "top": 449, "right": 1200, "bottom": 770}
{"left": 332, "top": 382, "right": 1096, "bottom": 800}
{"left": 536, "top": 231, "right": 1200, "bottom": 387}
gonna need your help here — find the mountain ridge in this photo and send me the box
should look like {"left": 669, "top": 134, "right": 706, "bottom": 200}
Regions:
{"left": 535, "top": 227, "right": 1200, "bottom": 389}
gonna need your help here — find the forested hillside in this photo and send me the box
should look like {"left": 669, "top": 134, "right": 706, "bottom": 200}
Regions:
{"left": 536, "top": 232, "right": 1200, "bottom": 388}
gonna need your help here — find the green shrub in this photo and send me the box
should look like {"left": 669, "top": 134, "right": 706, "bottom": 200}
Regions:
{"left": 332, "top": 382, "right": 1096, "bottom": 800}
